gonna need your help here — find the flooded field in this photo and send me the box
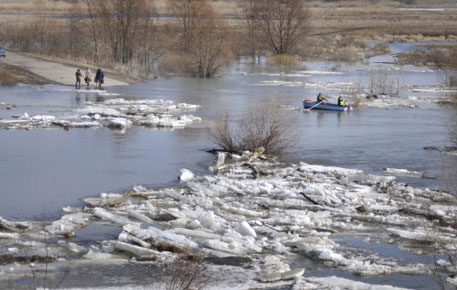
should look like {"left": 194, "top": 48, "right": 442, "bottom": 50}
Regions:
{"left": 1, "top": 42, "right": 457, "bottom": 289}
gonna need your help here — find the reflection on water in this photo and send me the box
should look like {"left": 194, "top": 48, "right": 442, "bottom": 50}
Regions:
{"left": 0, "top": 52, "right": 455, "bottom": 220}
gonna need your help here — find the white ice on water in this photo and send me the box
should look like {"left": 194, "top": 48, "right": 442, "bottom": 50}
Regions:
{"left": 1, "top": 153, "right": 455, "bottom": 289}
{"left": 0, "top": 97, "right": 200, "bottom": 131}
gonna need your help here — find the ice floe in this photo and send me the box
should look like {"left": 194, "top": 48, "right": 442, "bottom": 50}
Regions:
{"left": 0, "top": 98, "right": 200, "bottom": 130}
{"left": 1, "top": 153, "right": 456, "bottom": 289}
{"left": 383, "top": 167, "right": 432, "bottom": 179}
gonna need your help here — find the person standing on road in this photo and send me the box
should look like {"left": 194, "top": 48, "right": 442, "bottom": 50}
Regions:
{"left": 84, "top": 68, "right": 92, "bottom": 87}
{"left": 94, "top": 67, "right": 104, "bottom": 89}
{"left": 75, "top": 69, "right": 82, "bottom": 89}
{"left": 99, "top": 70, "right": 104, "bottom": 89}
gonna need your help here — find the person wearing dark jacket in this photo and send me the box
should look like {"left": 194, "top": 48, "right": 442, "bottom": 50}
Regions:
{"left": 317, "top": 93, "right": 326, "bottom": 103}
{"left": 94, "top": 68, "right": 104, "bottom": 89}
{"left": 75, "top": 69, "right": 82, "bottom": 89}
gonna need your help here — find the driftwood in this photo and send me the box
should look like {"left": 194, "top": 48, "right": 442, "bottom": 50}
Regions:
{"left": 0, "top": 217, "right": 30, "bottom": 232}
{"left": 299, "top": 192, "right": 337, "bottom": 208}
{"left": 102, "top": 189, "right": 148, "bottom": 208}
{"left": 299, "top": 192, "right": 323, "bottom": 206}
{"left": 216, "top": 147, "right": 265, "bottom": 178}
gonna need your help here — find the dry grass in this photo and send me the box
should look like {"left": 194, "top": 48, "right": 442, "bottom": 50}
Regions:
{"left": 308, "top": 1, "right": 457, "bottom": 42}
{"left": 0, "top": 0, "right": 82, "bottom": 12}
{"left": 371, "top": 43, "right": 391, "bottom": 56}
{"left": 2, "top": 1, "right": 457, "bottom": 42}
{"left": 396, "top": 47, "right": 457, "bottom": 69}
{"left": 154, "top": 0, "right": 237, "bottom": 14}
{"left": 267, "top": 54, "right": 299, "bottom": 69}
{"left": 0, "top": 62, "right": 49, "bottom": 86}
{"left": 300, "top": 35, "right": 367, "bottom": 62}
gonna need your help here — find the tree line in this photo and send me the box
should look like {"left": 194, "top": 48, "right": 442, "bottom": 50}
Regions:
{"left": 0, "top": 0, "right": 311, "bottom": 78}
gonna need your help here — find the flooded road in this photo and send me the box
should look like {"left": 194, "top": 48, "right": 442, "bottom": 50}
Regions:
{"left": 0, "top": 47, "right": 455, "bottom": 221}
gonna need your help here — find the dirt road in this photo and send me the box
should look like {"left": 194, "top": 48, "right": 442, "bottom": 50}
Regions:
{"left": 0, "top": 51, "right": 128, "bottom": 87}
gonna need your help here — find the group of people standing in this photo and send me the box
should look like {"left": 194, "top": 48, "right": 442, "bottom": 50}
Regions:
{"left": 75, "top": 67, "right": 104, "bottom": 90}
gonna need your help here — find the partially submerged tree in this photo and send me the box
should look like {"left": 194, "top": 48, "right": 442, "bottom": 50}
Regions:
{"left": 249, "top": 0, "right": 311, "bottom": 55}
{"left": 238, "top": 0, "right": 263, "bottom": 61}
{"left": 166, "top": 0, "right": 233, "bottom": 77}
{"left": 168, "top": 0, "right": 211, "bottom": 55}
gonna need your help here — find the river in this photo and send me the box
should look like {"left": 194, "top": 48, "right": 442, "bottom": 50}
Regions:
{"left": 0, "top": 46, "right": 455, "bottom": 221}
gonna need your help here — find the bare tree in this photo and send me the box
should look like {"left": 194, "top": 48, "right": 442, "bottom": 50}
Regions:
{"left": 251, "top": 0, "right": 310, "bottom": 55}
{"left": 168, "top": 0, "right": 211, "bottom": 55}
{"left": 167, "top": 0, "right": 233, "bottom": 77}
{"left": 85, "top": 0, "right": 99, "bottom": 62}
{"left": 194, "top": 12, "right": 232, "bottom": 77}
{"left": 90, "top": 0, "right": 154, "bottom": 64}
{"left": 368, "top": 68, "right": 404, "bottom": 97}
{"left": 238, "top": 0, "right": 263, "bottom": 62}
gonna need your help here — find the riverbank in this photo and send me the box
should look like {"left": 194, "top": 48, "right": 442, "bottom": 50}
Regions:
{"left": 0, "top": 152, "right": 455, "bottom": 289}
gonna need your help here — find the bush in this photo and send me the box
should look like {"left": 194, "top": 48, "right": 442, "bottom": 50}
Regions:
{"left": 211, "top": 98, "right": 297, "bottom": 154}
{"left": 267, "top": 54, "right": 299, "bottom": 69}
{"left": 332, "top": 46, "right": 361, "bottom": 62}
{"left": 158, "top": 54, "right": 197, "bottom": 76}
{"left": 372, "top": 43, "right": 391, "bottom": 56}
{"left": 368, "top": 68, "right": 404, "bottom": 97}
{"left": 164, "top": 253, "right": 211, "bottom": 290}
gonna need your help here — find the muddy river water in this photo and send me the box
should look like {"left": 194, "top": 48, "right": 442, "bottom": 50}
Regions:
{"left": 0, "top": 43, "right": 456, "bottom": 289}
{"left": 1, "top": 44, "right": 454, "bottom": 220}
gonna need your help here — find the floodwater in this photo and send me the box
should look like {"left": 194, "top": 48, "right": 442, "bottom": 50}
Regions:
{"left": 1, "top": 43, "right": 457, "bottom": 289}
{"left": 0, "top": 44, "right": 455, "bottom": 221}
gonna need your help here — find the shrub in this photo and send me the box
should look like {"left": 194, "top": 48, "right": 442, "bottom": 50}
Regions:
{"left": 164, "top": 253, "right": 211, "bottom": 290}
{"left": 372, "top": 43, "right": 391, "bottom": 56}
{"left": 267, "top": 54, "right": 299, "bottom": 70}
{"left": 332, "top": 46, "right": 361, "bottom": 62}
{"left": 368, "top": 68, "right": 403, "bottom": 97}
{"left": 210, "top": 98, "right": 297, "bottom": 154}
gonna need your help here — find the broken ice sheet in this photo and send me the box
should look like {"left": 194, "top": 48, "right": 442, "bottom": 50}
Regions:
{"left": 1, "top": 156, "right": 455, "bottom": 288}
{"left": 0, "top": 97, "right": 201, "bottom": 131}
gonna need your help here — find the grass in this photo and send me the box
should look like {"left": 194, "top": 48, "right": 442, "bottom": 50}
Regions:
{"left": 2, "top": 0, "right": 457, "bottom": 41}
{"left": 307, "top": 1, "right": 457, "bottom": 41}
{"left": 0, "top": 0, "right": 81, "bottom": 12}
{"left": 0, "top": 62, "right": 49, "bottom": 86}
{"left": 371, "top": 43, "right": 392, "bottom": 56}
{"left": 2, "top": 0, "right": 457, "bottom": 77}
{"left": 267, "top": 54, "right": 299, "bottom": 69}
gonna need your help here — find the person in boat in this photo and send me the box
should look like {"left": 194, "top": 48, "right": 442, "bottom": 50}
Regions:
{"left": 317, "top": 93, "right": 326, "bottom": 103}
{"left": 338, "top": 96, "right": 345, "bottom": 106}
